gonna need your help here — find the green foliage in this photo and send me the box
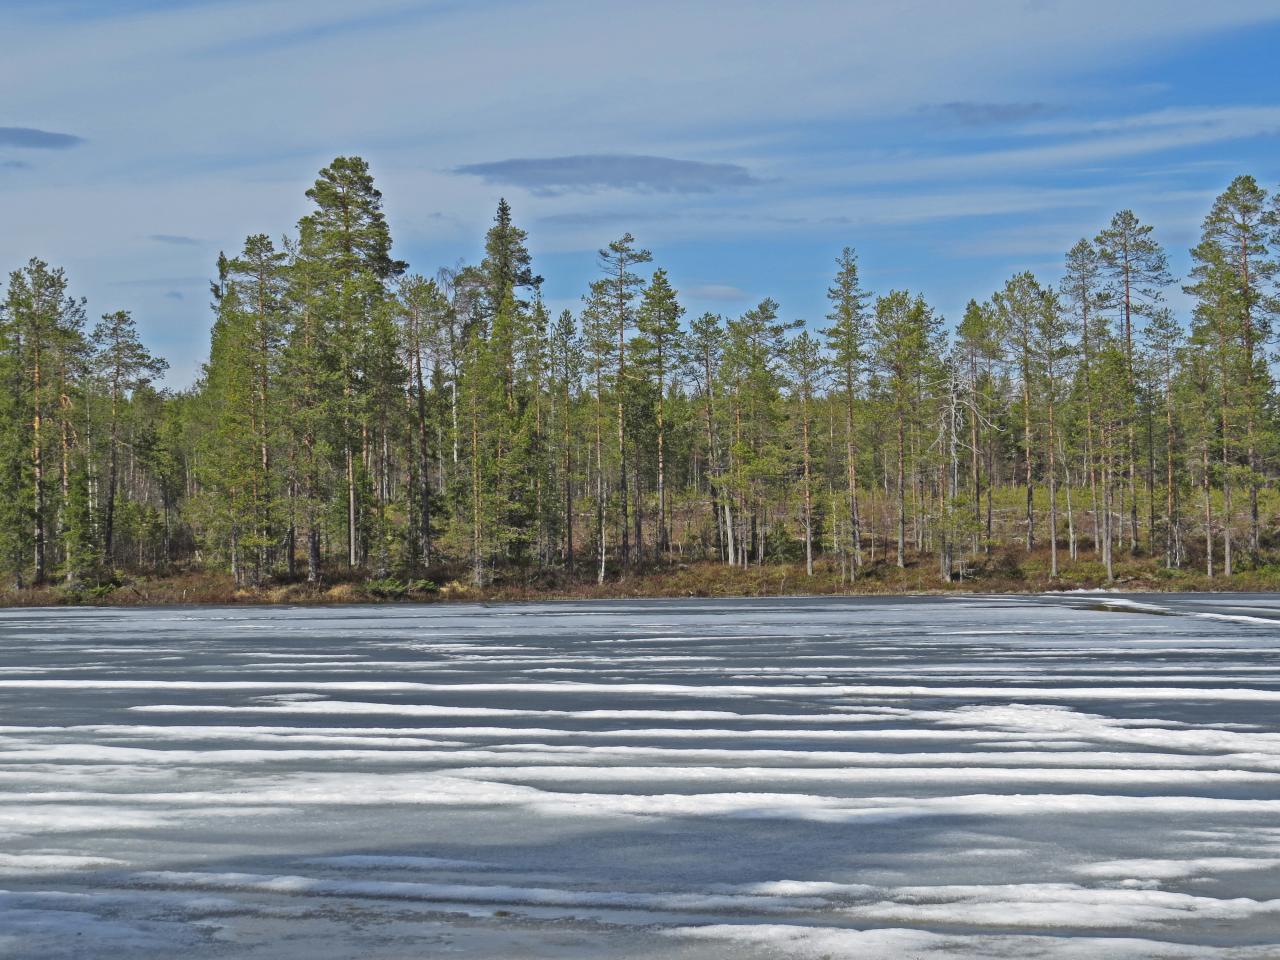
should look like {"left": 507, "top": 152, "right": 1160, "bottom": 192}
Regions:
{"left": 8, "top": 163, "right": 1280, "bottom": 597}
{"left": 364, "top": 576, "right": 436, "bottom": 599}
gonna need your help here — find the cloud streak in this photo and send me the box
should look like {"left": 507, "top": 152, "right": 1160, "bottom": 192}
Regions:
{"left": 453, "top": 155, "right": 762, "bottom": 195}
{"left": 0, "top": 126, "right": 85, "bottom": 149}
{"left": 928, "top": 101, "right": 1056, "bottom": 125}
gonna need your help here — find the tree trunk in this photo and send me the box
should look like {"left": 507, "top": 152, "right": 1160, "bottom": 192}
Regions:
{"left": 1203, "top": 442, "right": 1213, "bottom": 577}
{"left": 31, "top": 344, "right": 45, "bottom": 584}
{"left": 896, "top": 409, "right": 906, "bottom": 568}
{"left": 802, "top": 395, "right": 813, "bottom": 577}
{"left": 1021, "top": 345, "right": 1034, "bottom": 553}
{"left": 1047, "top": 392, "right": 1058, "bottom": 578}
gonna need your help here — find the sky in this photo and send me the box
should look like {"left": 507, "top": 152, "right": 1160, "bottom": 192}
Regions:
{"left": 4, "top": 0, "right": 1280, "bottom": 387}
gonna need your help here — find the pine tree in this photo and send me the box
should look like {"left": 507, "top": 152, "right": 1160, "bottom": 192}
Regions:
{"left": 822, "top": 247, "right": 872, "bottom": 570}
{"left": 955, "top": 299, "right": 1002, "bottom": 551}
{"left": 1095, "top": 210, "right": 1171, "bottom": 553}
{"left": 1032, "top": 288, "right": 1074, "bottom": 577}
{"left": 1193, "top": 177, "right": 1275, "bottom": 560}
{"left": 635, "top": 268, "right": 684, "bottom": 556}
{"left": 723, "top": 299, "right": 798, "bottom": 565}
{"left": 92, "top": 310, "right": 167, "bottom": 569}
{"left": 1060, "top": 238, "right": 1109, "bottom": 554}
{"left": 787, "top": 331, "right": 824, "bottom": 576}
{"left": 685, "top": 312, "right": 732, "bottom": 563}
{"left": 396, "top": 274, "right": 449, "bottom": 565}
{"left": 994, "top": 272, "right": 1044, "bottom": 553}
{"left": 296, "top": 156, "right": 405, "bottom": 570}
{"left": 549, "top": 309, "right": 582, "bottom": 567}
{"left": 1141, "top": 307, "right": 1184, "bottom": 567}
{"left": 2, "top": 260, "right": 88, "bottom": 584}
{"left": 584, "top": 234, "right": 651, "bottom": 570}
{"left": 872, "top": 291, "right": 940, "bottom": 567}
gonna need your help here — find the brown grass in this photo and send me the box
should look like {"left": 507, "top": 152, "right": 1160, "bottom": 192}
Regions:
{"left": 3, "top": 545, "right": 1278, "bottom": 608}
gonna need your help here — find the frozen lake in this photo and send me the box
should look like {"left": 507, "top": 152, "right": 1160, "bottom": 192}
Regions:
{"left": 2, "top": 594, "right": 1280, "bottom": 958}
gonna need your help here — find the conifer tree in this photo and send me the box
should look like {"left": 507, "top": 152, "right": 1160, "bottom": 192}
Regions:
{"left": 396, "top": 275, "right": 448, "bottom": 565}
{"left": 787, "top": 331, "right": 824, "bottom": 576}
{"left": 685, "top": 312, "right": 732, "bottom": 563}
{"left": 955, "top": 299, "right": 1002, "bottom": 550}
{"left": 1192, "top": 177, "right": 1275, "bottom": 560}
{"left": 1142, "top": 307, "right": 1183, "bottom": 567}
{"left": 822, "top": 247, "right": 872, "bottom": 569}
{"left": 1060, "top": 239, "right": 1108, "bottom": 553}
{"left": 3, "top": 260, "right": 87, "bottom": 584}
{"left": 296, "top": 156, "right": 405, "bottom": 569}
{"left": 1032, "top": 288, "right": 1074, "bottom": 577}
{"left": 585, "top": 234, "right": 651, "bottom": 569}
{"left": 994, "top": 272, "right": 1044, "bottom": 553}
{"left": 636, "top": 268, "right": 683, "bottom": 556}
{"left": 549, "top": 309, "right": 582, "bottom": 567}
{"left": 872, "top": 291, "right": 940, "bottom": 567}
{"left": 92, "top": 310, "right": 167, "bottom": 568}
{"left": 1095, "top": 210, "right": 1171, "bottom": 553}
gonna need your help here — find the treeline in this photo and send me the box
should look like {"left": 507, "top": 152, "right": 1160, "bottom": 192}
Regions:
{"left": 3, "top": 158, "right": 1279, "bottom": 591}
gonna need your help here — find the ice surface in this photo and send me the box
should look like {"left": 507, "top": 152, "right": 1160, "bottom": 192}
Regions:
{"left": 1, "top": 593, "right": 1279, "bottom": 958}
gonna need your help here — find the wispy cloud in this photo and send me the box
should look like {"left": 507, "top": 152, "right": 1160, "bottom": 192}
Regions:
{"left": 4, "top": 0, "right": 1280, "bottom": 386}
{"left": 163, "top": 290, "right": 184, "bottom": 300}
{"left": 1, "top": 159, "right": 31, "bottom": 170}
{"left": 148, "top": 233, "right": 203, "bottom": 246}
{"left": 833, "top": 105, "right": 1280, "bottom": 186}
{"left": 454, "top": 155, "right": 762, "bottom": 195}
{"left": 0, "top": 126, "right": 85, "bottom": 149}
{"left": 928, "top": 101, "right": 1056, "bottom": 125}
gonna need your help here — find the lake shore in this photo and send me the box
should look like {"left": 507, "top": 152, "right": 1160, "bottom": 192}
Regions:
{"left": 5, "top": 548, "right": 1280, "bottom": 607}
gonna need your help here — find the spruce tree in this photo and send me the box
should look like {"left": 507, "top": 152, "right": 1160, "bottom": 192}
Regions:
{"left": 635, "top": 268, "right": 683, "bottom": 556}
{"left": 296, "top": 156, "right": 405, "bottom": 569}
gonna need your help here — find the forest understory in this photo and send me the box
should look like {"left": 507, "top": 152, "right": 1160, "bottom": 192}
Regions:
{"left": 7, "top": 539, "right": 1280, "bottom": 607}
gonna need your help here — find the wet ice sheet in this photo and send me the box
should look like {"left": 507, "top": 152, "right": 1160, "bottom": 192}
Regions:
{"left": 2, "top": 594, "right": 1280, "bottom": 958}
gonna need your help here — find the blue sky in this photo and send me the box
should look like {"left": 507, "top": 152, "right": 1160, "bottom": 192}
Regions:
{"left": 4, "top": 0, "right": 1280, "bottom": 386}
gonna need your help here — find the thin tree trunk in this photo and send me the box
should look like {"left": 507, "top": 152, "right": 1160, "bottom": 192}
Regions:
{"left": 802, "top": 393, "right": 813, "bottom": 577}
{"left": 1022, "top": 348, "right": 1034, "bottom": 553}
{"left": 1203, "top": 442, "right": 1214, "bottom": 577}
{"left": 345, "top": 443, "right": 357, "bottom": 568}
{"left": 596, "top": 369, "right": 606, "bottom": 585}
{"left": 896, "top": 409, "right": 906, "bottom": 568}
{"left": 32, "top": 343, "right": 45, "bottom": 584}
{"left": 1165, "top": 379, "right": 1176, "bottom": 568}
{"left": 563, "top": 379, "right": 574, "bottom": 569}
{"left": 1063, "top": 444, "right": 1076, "bottom": 561}
{"left": 413, "top": 336, "right": 433, "bottom": 565}
{"left": 1047, "top": 391, "right": 1058, "bottom": 578}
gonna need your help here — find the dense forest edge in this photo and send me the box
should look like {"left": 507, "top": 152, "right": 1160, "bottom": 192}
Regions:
{"left": 5, "top": 157, "right": 1280, "bottom": 606}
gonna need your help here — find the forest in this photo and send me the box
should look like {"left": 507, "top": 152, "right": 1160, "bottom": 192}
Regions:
{"left": 2, "top": 156, "right": 1279, "bottom": 601}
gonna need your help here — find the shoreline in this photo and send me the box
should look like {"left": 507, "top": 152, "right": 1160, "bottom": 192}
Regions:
{"left": 5, "top": 555, "right": 1280, "bottom": 608}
